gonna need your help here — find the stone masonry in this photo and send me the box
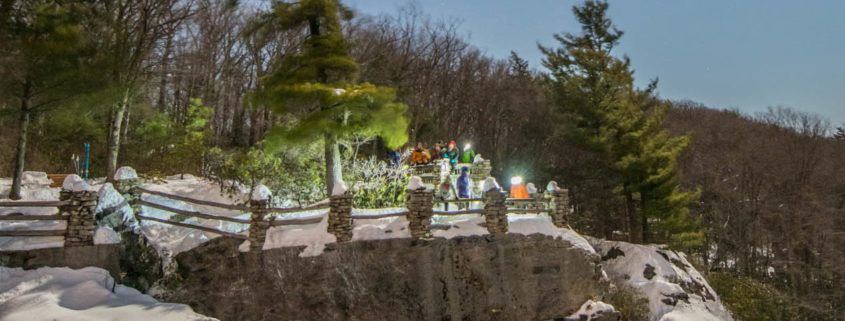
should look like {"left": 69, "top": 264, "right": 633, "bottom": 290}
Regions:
{"left": 406, "top": 188, "right": 434, "bottom": 239}
{"left": 550, "top": 189, "right": 570, "bottom": 228}
{"left": 115, "top": 177, "right": 142, "bottom": 219}
{"left": 469, "top": 160, "right": 492, "bottom": 182}
{"left": 60, "top": 190, "right": 99, "bottom": 247}
{"left": 328, "top": 194, "right": 353, "bottom": 242}
{"left": 248, "top": 199, "right": 271, "bottom": 252}
{"left": 526, "top": 193, "right": 547, "bottom": 211}
{"left": 482, "top": 188, "right": 508, "bottom": 234}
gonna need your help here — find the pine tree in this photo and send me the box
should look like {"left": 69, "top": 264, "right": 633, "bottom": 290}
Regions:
{"left": 1, "top": 1, "right": 92, "bottom": 199}
{"left": 251, "top": 0, "right": 408, "bottom": 195}
{"left": 540, "top": 0, "right": 699, "bottom": 246}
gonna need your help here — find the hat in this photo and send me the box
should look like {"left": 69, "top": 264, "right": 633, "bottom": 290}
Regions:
{"left": 449, "top": 141, "right": 456, "bottom": 146}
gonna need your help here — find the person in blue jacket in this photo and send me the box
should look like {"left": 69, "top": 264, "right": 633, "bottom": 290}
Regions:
{"left": 457, "top": 167, "right": 470, "bottom": 198}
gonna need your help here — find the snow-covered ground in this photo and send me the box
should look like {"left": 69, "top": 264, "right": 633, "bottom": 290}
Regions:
{"left": 589, "top": 238, "right": 734, "bottom": 321}
{"left": 0, "top": 266, "right": 215, "bottom": 321}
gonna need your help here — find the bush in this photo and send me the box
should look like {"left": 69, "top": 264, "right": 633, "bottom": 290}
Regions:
{"left": 706, "top": 272, "right": 802, "bottom": 321}
{"left": 343, "top": 156, "right": 407, "bottom": 208}
{"left": 205, "top": 145, "right": 324, "bottom": 207}
{"left": 604, "top": 285, "right": 649, "bottom": 321}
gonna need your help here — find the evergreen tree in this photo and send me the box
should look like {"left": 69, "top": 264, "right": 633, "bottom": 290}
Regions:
{"left": 1, "top": 0, "right": 92, "bottom": 199}
{"left": 540, "top": 0, "right": 699, "bottom": 245}
{"left": 251, "top": 0, "right": 408, "bottom": 195}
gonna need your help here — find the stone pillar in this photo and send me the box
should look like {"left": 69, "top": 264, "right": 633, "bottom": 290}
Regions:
{"left": 550, "top": 189, "right": 570, "bottom": 228}
{"left": 328, "top": 193, "right": 353, "bottom": 242}
{"left": 470, "top": 160, "right": 492, "bottom": 181}
{"left": 406, "top": 187, "right": 434, "bottom": 239}
{"left": 60, "top": 175, "right": 98, "bottom": 247}
{"left": 247, "top": 199, "right": 270, "bottom": 252}
{"left": 482, "top": 182, "right": 508, "bottom": 235}
{"left": 114, "top": 166, "right": 142, "bottom": 218}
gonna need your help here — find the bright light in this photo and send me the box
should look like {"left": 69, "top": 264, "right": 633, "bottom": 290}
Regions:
{"left": 464, "top": 143, "right": 471, "bottom": 151}
{"left": 510, "top": 176, "right": 523, "bottom": 185}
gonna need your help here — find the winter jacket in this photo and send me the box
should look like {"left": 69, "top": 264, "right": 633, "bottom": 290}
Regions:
{"left": 436, "top": 182, "right": 456, "bottom": 200}
{"left": 460, "top": 149, "right": 476, "bottom": 163}
{"left": 457, "top": 173, "right": 470, "bottom": 198}
{"left": 445, "top": 148, "right": 459, "bottom": 164}
{"left": 411, "top": 148, "right": 430, "bottom": 165}
{"left": 510, "top": 183, "right": 529, "bottom": 199}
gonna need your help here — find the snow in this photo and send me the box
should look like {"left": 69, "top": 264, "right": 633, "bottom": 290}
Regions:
{"left": 482, "top": 177, "right": 500, "bottom": 192}
{"left": 113, "top": 166, "right": 138, "bottom": 181}
{"left": 588, "top": 239, "right": 734, "bottom": 321}
{"left": 351, "top": 207, "right": 410, "bottom": 241}
{"left": 526, "top": 183, "right": 537, "bottom": 194}
{"left": 0, "top": 266, "right": 216, "bottom": 321}
{"left": 62, "top": 174, "right": 93, "bottom": 192}
{"left": 138, "top": 175, "right": 249, "bottom": 255}
{"left": 247, "top": 209, "right": 335, "bottom": 257}
{"left": 251, "top": 184, "right": 272, "bottom": 201}
{"left": 406, "top": 176, "right": 425, "bottom": 191}
{"left": 93, "top": 227, "right": 120, "bottom": 244}
{"left": 546, "top": 181, "right": 559, "bottom": 193}
{"left": 331, "top": 180, "right": 349, "bottom": 196}
{"left": 0, "top": 172, "right": 63, "bottom": 251}
{"left": 567, "top": 300, "right": 617, "bottom": 321}
{"left": 21, "top": 171, "right": 53, "bottom": 186}
{"left": 96, "top": 183, "right": 136, "bottom": 230}
{"left": 508, "top": 214, "right": 595, "bottom": 254}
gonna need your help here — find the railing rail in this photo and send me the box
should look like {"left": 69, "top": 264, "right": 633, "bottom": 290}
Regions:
{"left": 137, "top": 187, "right": 248, "bottom": 211}
{"left": 135, "top": 214, "right": 247, "bottom": 239}
{"left": 0, "top": 230, "right": 67, "bottom": 237}
{"left": 136, "top": 199, "right": 249, "bottom": 224}
{"left": 0, "top": 214, "right": 66, "bottom": 221}
{"left": 432, "top": 209, "right": 484, "bottom": 215}
{"left": 351, "top": 211, "right": 408, "bottom": 220}
{"left": 434, "top": 198, "right": 484, "bottom": 203}
{"left": 0, "top": 200, "right": 70, "bottom": 207}
{"left": 269, "top": 216, "right": 324, "bottom": 227}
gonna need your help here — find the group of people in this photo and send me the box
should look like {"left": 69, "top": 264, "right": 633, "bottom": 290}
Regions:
{"left": 410, "top": 140, "right": 480, "bottom": 168}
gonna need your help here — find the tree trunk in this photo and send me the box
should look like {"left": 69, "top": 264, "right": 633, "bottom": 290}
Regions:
{"left": 324, "top": 133, "right": 342, "bottom": 196}
{"left": 106, "top": 92, "right": 130, "bottom": 182}
{"left": 641, "top": 195, "right": 649, "bottom": 244}
{"left": 626, "top": 191, "right": 642, "bottom": 243}
{"left": 8, "top": 88, "right": 32, "bottom": 200}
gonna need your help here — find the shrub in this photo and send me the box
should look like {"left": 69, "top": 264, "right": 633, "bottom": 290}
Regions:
{"left": 706, "top": 272, "right": 802, "bottom": 321}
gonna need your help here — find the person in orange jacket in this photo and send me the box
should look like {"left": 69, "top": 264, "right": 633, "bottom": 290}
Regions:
{"left": 410, "top": 142, "right": 431, "bottom": 165}
{"left": 509, "top": 176, "right": 530, "bottom": 199}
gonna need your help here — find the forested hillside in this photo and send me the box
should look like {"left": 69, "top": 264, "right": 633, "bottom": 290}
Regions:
{"left": 1, "top": 0, "right": 842, "bottom": 319}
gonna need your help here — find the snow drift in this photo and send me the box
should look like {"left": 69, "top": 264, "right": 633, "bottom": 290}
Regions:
{"left": 0, "top": 266, "right": 216, "bottom": 321}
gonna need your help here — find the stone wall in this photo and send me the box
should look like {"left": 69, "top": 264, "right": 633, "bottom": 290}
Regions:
{"left": 168, "top": 234, "right": 605, "bottom": 321}
{"left": 0, "top": 244, "right": 122, "bottom": 280}
{"left": 60, "top": 190, "right": 98, "bottom": 247}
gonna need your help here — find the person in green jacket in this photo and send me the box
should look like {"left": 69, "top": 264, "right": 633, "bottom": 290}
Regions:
{"left": 460, "top": 143, "right": 476, "bottom": 163}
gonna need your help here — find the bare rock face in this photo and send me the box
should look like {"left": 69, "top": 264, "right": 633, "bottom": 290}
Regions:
{"left": 167, "top": 234, "right": 606, "bottom": 321}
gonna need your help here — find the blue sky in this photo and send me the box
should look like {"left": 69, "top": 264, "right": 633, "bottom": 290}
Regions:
{"left": 346, "top": 0, "right": 845, "bottom": 126}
